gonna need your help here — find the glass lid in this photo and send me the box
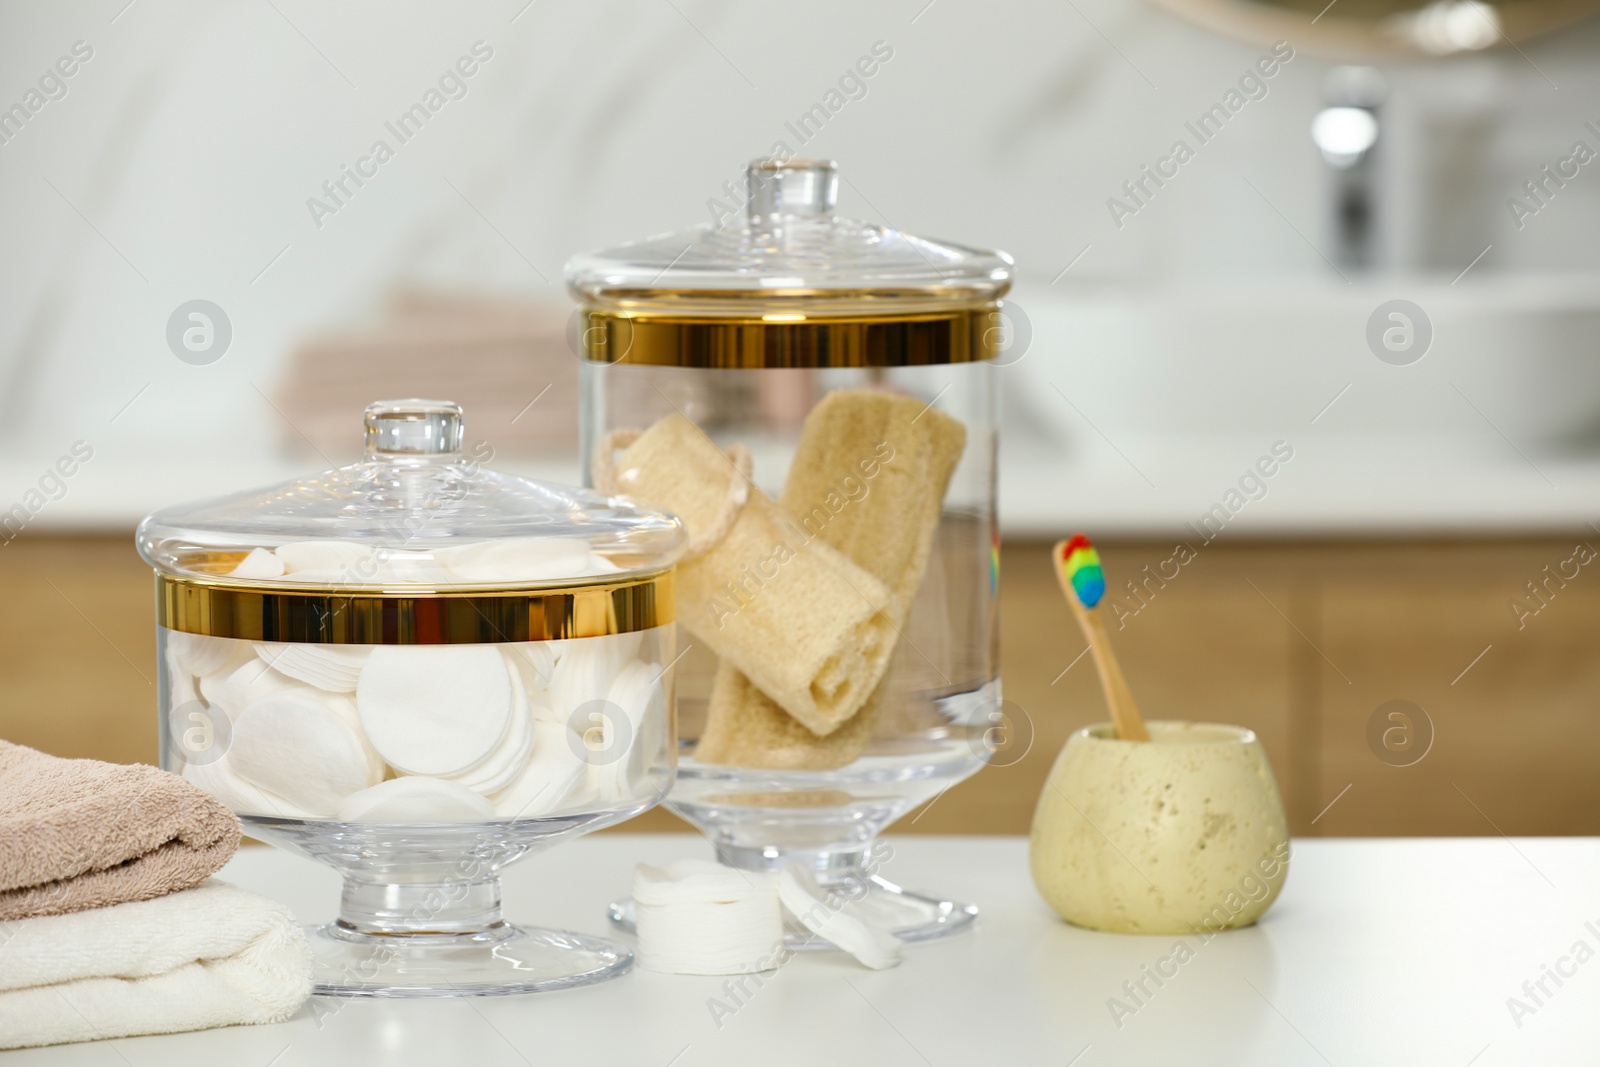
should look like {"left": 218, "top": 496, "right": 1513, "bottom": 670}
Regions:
{"left": 565, "top": 158, "right": 1013, "bottom": 309}
{"left": 137, "top": 400, "right": 685, "bottom": 589}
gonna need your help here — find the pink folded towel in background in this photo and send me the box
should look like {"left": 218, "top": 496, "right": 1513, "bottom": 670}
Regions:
{"left": 0, "top": 741, "right": 240, "bottom": 921}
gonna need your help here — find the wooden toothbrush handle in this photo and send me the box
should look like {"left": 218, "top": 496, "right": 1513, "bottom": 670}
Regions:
{"left": 1069, "top": 598, "right": 1151, "bottom": 742}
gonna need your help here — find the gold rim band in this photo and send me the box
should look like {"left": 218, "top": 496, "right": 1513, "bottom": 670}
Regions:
{"left": 578, "top": 304, "right": 1004, "bottom": 368}
{"left": 156, "top": 571, "right": 674, "bottom": 644}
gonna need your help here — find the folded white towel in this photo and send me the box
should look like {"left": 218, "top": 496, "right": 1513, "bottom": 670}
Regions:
{"left": 0, "top": 880, "right": 312, "bottom": 1050}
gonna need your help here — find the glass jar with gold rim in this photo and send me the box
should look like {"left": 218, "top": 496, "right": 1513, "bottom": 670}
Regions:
{"left": 568, "top": 159, "right": 1012, "bottom": 947}
{"left": 136, "top": 399, "right": 684, "bottom": 997}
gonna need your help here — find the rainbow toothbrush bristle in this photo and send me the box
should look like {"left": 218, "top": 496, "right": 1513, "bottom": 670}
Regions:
{"left": 1059, "top": 533, "right": 1105, "bottom": 608}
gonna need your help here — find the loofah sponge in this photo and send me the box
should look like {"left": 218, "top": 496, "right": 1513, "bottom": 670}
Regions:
{"left": 611, "top": 414, "right": 897, "bottom": 737}
{"left": 696, "top": 389, "right": 967, "bottom": 769}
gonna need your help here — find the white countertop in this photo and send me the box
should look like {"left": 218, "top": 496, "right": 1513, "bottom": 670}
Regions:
{"left": 10, "top": 834, "right": 1600, "bottom": 1065}
{"left": 10, "top": 442, "right": 1600, "bottom": 541}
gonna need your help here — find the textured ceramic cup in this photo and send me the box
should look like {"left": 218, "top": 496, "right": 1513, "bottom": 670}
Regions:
{"left": 1030, "top": 721, "right": 1289, "bottom": 935}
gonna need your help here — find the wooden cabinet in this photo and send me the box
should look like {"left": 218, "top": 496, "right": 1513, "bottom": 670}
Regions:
{"left": 0, "top": 538, "right": 155, "bottom": 769}
{"left": 3, "top": 535, "right": 1595, "bottom": 836}
{"left": 989, "top": 538, "right": 1600, "bottom": 838}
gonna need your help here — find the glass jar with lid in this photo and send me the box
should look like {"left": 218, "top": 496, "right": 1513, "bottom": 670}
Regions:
{"left": 137, "top": 399, "right": 684, "bottom": 996}
{"left": 568, "top": 159, "right": 1012, "bottom": 946}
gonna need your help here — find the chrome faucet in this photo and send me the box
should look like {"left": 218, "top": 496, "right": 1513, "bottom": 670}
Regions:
{"left": 1311, "top": 67, "right": 1386, "bottom": 272}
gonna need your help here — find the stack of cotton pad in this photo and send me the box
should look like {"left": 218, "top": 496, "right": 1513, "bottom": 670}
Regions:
{"left": 169, "top": 637, "right": 384, "bottom": 819}
{"left": 226, "top": 536, "right": 624, "bottom": 585}
{"left": 634, "top": 860, "right": 783, "bottom": 975}
{"left": 631, "top": 860, "right": 903, "bottom": 974}
{"left": 165, "top": 627, "right": 663, "bottom": 823}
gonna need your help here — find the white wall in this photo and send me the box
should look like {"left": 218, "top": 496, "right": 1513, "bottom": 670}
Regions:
{"left": 0, "top": 0, "right": 1596, "bottom": 524}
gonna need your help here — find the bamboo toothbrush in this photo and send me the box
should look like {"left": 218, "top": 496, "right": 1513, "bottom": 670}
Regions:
{"left": 1053, "top": 534, "right": 1150, "bottom": 742}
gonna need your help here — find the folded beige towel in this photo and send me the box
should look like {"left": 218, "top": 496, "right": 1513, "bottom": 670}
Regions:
{"left": 0, "top": 742, "right": 240, "bottom": 921}
{"left": 697, "top": 390, "right": 967, "bottom": 769}
{"left": 0, "top": 880, "right": 312, "bottom": 1049}
{"left": 613, "top": 414, "right": 897, "bottom": 737}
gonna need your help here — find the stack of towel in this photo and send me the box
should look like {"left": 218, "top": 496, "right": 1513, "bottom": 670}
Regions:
{"left": 0, "top": 741, "right": 312, "bottom": 1050}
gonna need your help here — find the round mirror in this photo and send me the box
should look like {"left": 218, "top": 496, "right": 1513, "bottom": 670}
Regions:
{"left": 1144, "top": 0, "right": 1600, "bottom": 58}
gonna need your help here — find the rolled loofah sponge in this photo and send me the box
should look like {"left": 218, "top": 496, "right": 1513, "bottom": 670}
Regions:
{"left": 611, "top": 414, "right": 897, "bottom": 737}
{"left": 696, "top": 389, "right": 967, "bottom": 769}
{"left": 697, "top": 661, "right": 888, "bottom": 770}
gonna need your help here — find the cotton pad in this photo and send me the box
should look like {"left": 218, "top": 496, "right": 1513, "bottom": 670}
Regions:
{"left": 167, "top": 631, "right": 239, "bottom": 678}
{"left": 200, "top": 660, "right": 303, "bottom": 721}
{"left": 273, "top": 540, "right": 380, "bottom": 576}
{"left": 544, "top": 631, "right": 644, "bottom": 725}
{"left": 335, "top": 777, "right": 495, "bottom": 822}
{"left": 634, "top": 859, "right": 769, "bottom": 906}
{"left": 490, "top": 719, "right": 587, "bottom": 819}
{"left": 446, "top": 664, "right": 534, "bottom": 795}
{"left": 633, "top": 860, "right": 783, "bottom": 975}
{"left": 590, "top": 659, "right": 663, "bottom": 801}
{"left": 374, "top": 556, "right": 458, "bottom": 585}
{"left": 503, "top": 644, "right": 557, "bottom": 708}
{"left": 184, "top": 756, "right": 316, "bottom": 820}
{"left": 255, "top": 643, "right": 370, "bottom": 692}
{"left": 272, "top": 569, "right": 357, "bottom": 584}
{"left": 164, "top": 647, "right": 199, "bottom": 708}
{"left": 356, "top": 645, "right": 513, "bottom": 776}
{"left": 229, "top": 547, "right": 285, "bottom": 580}
{"left": 228, "top": 691, "right": 382, "bottom": 815}
{"left": 778, "top": 865, "right": 901, "bottom": 970}
{"left": 436, "top": 537, "right": 593, "bottom": 583}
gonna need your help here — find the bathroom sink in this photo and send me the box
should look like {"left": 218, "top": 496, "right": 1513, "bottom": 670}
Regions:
{"left": 993, "top": 274, "right": 1600, "bottom": 536}
{"left": 1008, "top": 275, "right": 1600, "bottom": 457}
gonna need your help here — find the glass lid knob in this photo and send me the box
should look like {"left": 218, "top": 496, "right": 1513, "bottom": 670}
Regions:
{"left": 747, "top": 158, "right": 838, "bottom": 222}
{"left": 364, "top": 399, "right": 464, "bottom": 457}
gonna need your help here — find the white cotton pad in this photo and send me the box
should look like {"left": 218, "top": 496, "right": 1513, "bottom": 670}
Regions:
{"left": 272, "top": 569, "right": 359, "bottom": 584}
{"left": 633, "top": 861, "right": 783, "bottom": 976}
{"left": 229, "top": 547, "right": 285, "bottom": 579}
{"left": 184, "top": 757, "right": 316, "bottom": 820}
{"left": 255, "top": 643, "right": 371, "bottom": 692}
{"left": 356, "top": 645, "right": 513, "bottom": 776}
{"left": 227, "top": 691, "right": 382, "bottom": 815}
{"left": 543, "top": 632, "right": 645, "bottom": 725}
{"left": 322, "top": 692, "right": 386, "bottom": 781}
{"left": 164, "top": 647, "right": 199, "bottom": 709}
{"left": 273, "top": 540, "right": 380, "bottom": 575}
{"left": 375, "top": 556, "right": 459, "bottom": 585}
{"left": 503, "top": 644, "right": 557, "bottom": 706}
{"left": 335, "top": 776, "right": 496, "bottom": 823}
{"left": 167, "top": 631, "right": 239, "bottom": 678}
{"left": 590, "top": 659, "right": 663, "bottom": 802}
{"left": 199, "top": 659, "right": 302, "bottom": 720}
{"left": 778, "top": 865, "right": 901, "bottom": 970}
{"left": 526, "top": 642, "right": 560, "bottom": 681}
{"left": 436, "top": 537, "right": 593, "bottom": 583}
{"left": 448, "top": 705, "right": 532, "bottom": 795}
{"left": 446, "top": 661, "right": 535, "bottom": 794}
{"left": 192, "top": 644, "right": 260, "bottom": 708}
{"left": 491, "top": 718, "right": 588, "bottom": 819}
{"left": 634, "top": 860, "right": 771, "bottom": 905}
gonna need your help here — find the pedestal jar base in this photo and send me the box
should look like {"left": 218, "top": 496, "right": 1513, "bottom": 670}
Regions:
{"left": 309, "top": 920, "right": 632, "bottom": 998}
{"left": 242, "top": 815, "right": 642, "bottom": 998}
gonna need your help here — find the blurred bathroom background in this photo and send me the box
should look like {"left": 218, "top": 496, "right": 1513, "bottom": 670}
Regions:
{"left": 2, "top": 0, "right": 1598, "bottom": 837}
